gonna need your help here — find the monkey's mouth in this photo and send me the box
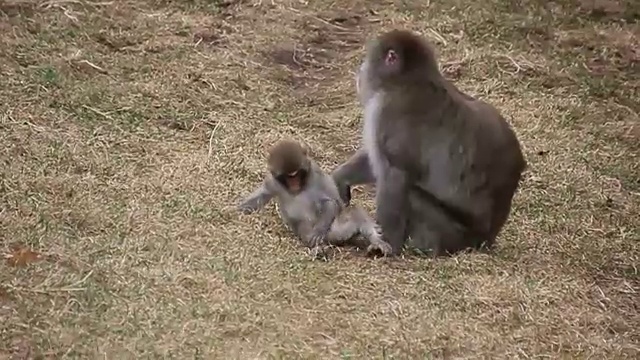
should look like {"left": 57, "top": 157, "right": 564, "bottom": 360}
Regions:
{"left": 285, "top": 171, "right": 301, "bottom": 192}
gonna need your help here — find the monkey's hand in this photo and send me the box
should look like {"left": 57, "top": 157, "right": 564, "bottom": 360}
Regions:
{"left": 309, "top": 224, "right": 332, "bottom": 248}
{"left": 309, "top": 198, "right": 340, "bottom": 247}
{"left": 237, "top": 196, "right": 265, "bottom": 214}
{"left": 237, "top": 202, "right": 257, "bottom": 215}
{"left": 237, "top": 183, "right": 273, "bottom": 214}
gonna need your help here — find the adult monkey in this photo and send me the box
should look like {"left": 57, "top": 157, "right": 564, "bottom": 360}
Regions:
{"left": 331, "top": 29, "right": 527, "bottom": 256}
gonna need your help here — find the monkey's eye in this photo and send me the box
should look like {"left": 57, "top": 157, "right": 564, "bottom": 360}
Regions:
{"left": 287, "top": 170, "right": 299, "bottom": 177}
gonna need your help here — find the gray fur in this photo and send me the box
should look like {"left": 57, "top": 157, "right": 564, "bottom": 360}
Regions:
{"left": 332, "top": 30, "right": 526, "bottom": 256}
{"left": 239, "top": 156, "right": 392, "bottom": 257}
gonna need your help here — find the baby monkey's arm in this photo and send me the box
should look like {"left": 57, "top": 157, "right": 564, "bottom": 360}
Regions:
{"left": 307, "top": 195, "right": 341, "bottom": 248}
{"left": 237, "top": 180, "right": 274, "bottom": 214}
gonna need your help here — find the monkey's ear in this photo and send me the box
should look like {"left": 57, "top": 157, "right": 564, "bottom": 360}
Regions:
{"left": 300, "top": 144, "right": 309, "bottom": 156}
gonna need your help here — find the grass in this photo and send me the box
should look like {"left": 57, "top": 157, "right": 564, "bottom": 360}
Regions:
{"left": 0, "top": 0, "right": 638, "bottom": 358}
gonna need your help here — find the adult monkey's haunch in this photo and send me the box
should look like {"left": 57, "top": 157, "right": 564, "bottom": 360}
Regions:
{"left": 332, "top": 29, "right": 527, "bottom": 256}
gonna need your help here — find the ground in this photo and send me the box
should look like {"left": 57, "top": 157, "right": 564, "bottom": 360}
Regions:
{"left": 0, "top": 0, "right": 638, "bottom": 358}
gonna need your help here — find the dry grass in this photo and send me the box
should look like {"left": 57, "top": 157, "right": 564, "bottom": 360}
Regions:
{"left": 1, "top": 0, "right": 638, "bottom": 358}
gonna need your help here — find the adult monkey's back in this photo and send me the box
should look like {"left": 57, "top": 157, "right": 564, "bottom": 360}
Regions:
{"left": 332, "top": 29, "right": 527, "bottom": 256}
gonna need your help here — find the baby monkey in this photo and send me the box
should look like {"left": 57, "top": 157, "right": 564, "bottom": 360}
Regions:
{"left": 237, "top": 140, "right": 392, "bottom": 257}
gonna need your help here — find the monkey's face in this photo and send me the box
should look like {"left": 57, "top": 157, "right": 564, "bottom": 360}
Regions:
{"left": 274, "top": 167, "right": 308, "bottom": 194}
{"left": 271, "top": 159, "right": 309, "bottom": 194}
{"left": 268, "top": 141, "right": 310, "bottom": 194}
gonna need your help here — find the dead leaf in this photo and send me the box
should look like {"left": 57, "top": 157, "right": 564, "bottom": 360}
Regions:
{"left": 5, "top": 246, "right": 41, "bottom": 267}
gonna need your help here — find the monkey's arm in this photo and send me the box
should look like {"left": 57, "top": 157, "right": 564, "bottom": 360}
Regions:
{"left": 375, "top": 166, "right": 409, "bottom": 255}
{"left": 308, "top": 196, "right": 340, "bottom": 247}
{"left": 331, "top": 148, "right": 376, "bottom": 204}
{"left": 237, "top": 181, "right": 274, "bottom": 214}
{"left": 332, "top": 148, "right": 376, "bottom": 185}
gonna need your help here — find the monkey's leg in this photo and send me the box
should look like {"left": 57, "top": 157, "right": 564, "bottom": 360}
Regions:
{"left": 485, "top": 185, "right": 519, "bottom": 250}
{"left": 407, "top": 196, "right": 470, "bottom": 257}
{"left": 375, "top": 167, "right": 410, "bottom": 255}
{"left": 346, "top": 207, "right": 392, "bottom": 256}
{"left": 325, "top": 211, "right": 360, "bottom": 246}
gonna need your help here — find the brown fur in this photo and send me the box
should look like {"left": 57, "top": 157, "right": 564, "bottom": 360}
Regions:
{"left": 267, "top": 140, "right": 309, "bottom": 175}
{"left": 365, "top": 29, "right": 440, "bottom": 88}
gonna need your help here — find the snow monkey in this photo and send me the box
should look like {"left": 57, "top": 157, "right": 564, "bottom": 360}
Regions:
{"left": 238, "top": 140, "right": 393, "bottom": 257}
{"left": 332, "top": 30, "right": 527, "bottom": 256}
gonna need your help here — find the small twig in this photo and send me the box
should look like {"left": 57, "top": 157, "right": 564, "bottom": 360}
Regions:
{"left": 498, "top": 55, "right": 539, "bottom": 75}
{"left": 40, "top": 0, "right": 113, "bottom": 8}
{"left": 207, "top": 120, "right": 223, "bottom": 162}
{"left": 82, "top": 105, "right": 113, "bottom": 120}
{"left": 40, "top": 0, "right": 83, "bottom": 8}
{"left": 286, "top": 7, "right": 350, "bottom": 31}
{"left": 201, "top": 119, "right": 218, "bottom": 128}
{"left": 621, "top": 280, "right": 637, "bottom": 294}
{"left": 427, "top": 28, "right": 447, "bottom": 46}
{"left": 19, "top": 287, "right": 87, "bottom": 294}
{"left": 4, "top": 111, "right": 48, "bottom": 132}
{"left": 60, "top": 5, "right": 78, "bottom": 22}
{"left": 441, "top": 59, "right": 466, "bottom": 67}
{"left": 77, "top": 59, "right": 108, "bottom": 74}
{"left": 501, "top": 55, "right": 524, "bottom": 75}
{"left": 68, "top": 270, "right": 94, "bottom": 288}
{"left": 611, "top": 102, "right": 639, "bottom": 119}
{"left": 291, "top": 45, "right": 305, "bottom": 67}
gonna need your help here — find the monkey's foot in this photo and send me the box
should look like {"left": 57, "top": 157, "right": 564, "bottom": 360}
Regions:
{"left": 308, "top": 246, "right": 331, "bottom": 261}
{"left": 366, "top": 240, "right": 392, "bottom": 258}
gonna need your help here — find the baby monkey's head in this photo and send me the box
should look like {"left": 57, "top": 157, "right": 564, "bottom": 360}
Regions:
{"left": 267, "top": 140, "right": 311, "bottom": 194}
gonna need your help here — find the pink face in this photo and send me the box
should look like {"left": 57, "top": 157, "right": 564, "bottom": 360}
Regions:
{"left": 385, "top": 49, "right": 398, "bottom": 67}
{"left": 284, "top": 170, "right": 301, "bottom": 193}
